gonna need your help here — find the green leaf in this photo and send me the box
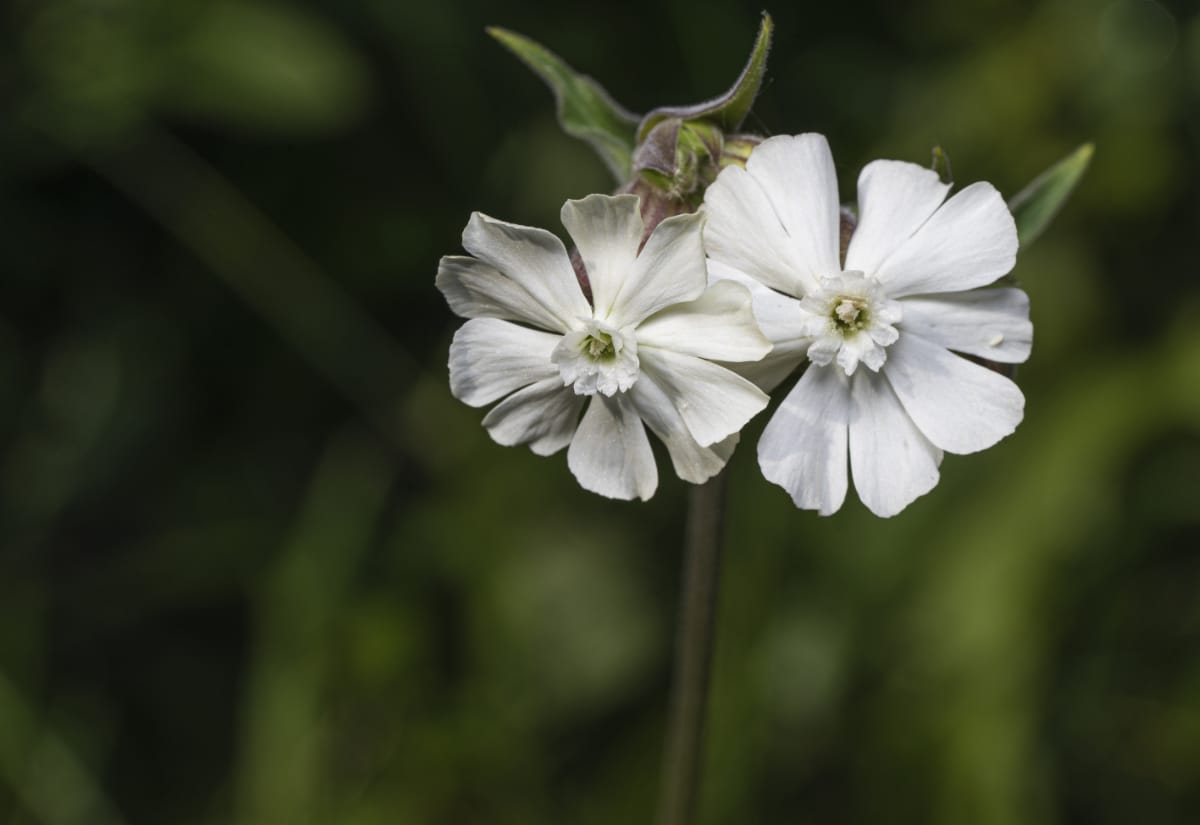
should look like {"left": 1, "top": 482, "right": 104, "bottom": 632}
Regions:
{"left": 637, "top": 13, "right": 773, "bottom": 141}
{"left": 1008, "top": 143, "right": 1094, "bottom": 248}
{"left": 488, "top": 27, "right": 639, "bottom": 183}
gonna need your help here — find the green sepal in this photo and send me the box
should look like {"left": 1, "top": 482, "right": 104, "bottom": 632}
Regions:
{"left": 630, "top": 118, "right": 724, "bottom": 206}
{"left": 487, "top": 26, "right": 639, "bottom": 182}
{"left": 637, "top": 13, "right": 773, "bottom": 142}
{"left": 1008, "top": 143, "right": 1094, "bottom": 248}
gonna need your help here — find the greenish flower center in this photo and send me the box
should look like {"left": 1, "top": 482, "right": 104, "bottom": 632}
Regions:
{"left": 583, "top": 331, "right": 616, "bottom": 360}
{"left": 831, "top": 296, "right": 870, "bottom": 335}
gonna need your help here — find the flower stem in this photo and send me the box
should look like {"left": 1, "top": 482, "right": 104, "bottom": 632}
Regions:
{"left": 656, "top": 469, "right": 728, "bottom": 825}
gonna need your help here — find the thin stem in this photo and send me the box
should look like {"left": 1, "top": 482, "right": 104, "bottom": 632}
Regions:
{"left": 656, "top": 469, "right": 728, "bottom": 825}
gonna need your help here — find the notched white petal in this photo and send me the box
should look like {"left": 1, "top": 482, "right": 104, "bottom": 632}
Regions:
{"left": 609, "top": 211, "right": 708, "bottom": 326}
{"left": 560, "top": 194, "right": 644, "bottom": 319}
{"left": 482, "top": 376, "right": 585, "bottom": 456}
{"left": 448, "top": 317, "right": 561, "bottom": 407}
{"left": 462, "top": 211, "right": 591, "bottom": 332}
{"left": 436, "top": 255, "right": 567, "bottom": 330}
{"left": 701, "top": 166, "right": 813, "bottom": 297}
{"left": 567, "top": 394, "right": 658, "bottom": 501}
{"left": 640, "top": 347, "right": 769, "bottom": 448}
{"left": 631, "top": 374, "right": 737, "bottom": 485}
{"left": 844, "top": 160, "right": 950, "bottom": 275}
{"left": 884, "top": 333, "right": 1025, "bottom": 455}
{"left": 635, "top": 279, "right": 772, "bottom": 362}
{"left": 757, "top": 365, "right": 851, "bottom": 515}
{"left": 847, "top": 369, "right": 942, "bottom": 518}
{"left": 899, "top": 288, "right": 1032, "bottom": 363}
{"left": 744, "top": 133, "right": 842, "bottom": 285}
{"left": 874, "top": 182, "right": 1018, "bottom": 298}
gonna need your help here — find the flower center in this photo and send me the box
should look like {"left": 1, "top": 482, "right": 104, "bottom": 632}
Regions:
{"left": 799, "top": 272, "right": 902, "bottom": 375}
{"left": 552, "top": 319, "right": 640, "bottom": 396}
{"left": 831, "top": 296, "right": 870, "bottom": 334}
{"left": 584, "top": 331, "right": 616, "bottom": 360}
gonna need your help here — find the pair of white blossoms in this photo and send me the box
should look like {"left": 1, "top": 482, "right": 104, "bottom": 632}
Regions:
{"left": 438, "top": 133, "right": 1031, "bottom": 517}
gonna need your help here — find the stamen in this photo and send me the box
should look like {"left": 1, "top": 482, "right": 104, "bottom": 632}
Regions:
{"left": 831, "top": 296, "right": 869, "bottom": 333}
{"left": 584, "top": 332, "right": 614, "bottom": 359}
{"left": 835, "top": 300, "right": 861, "bottom": 325}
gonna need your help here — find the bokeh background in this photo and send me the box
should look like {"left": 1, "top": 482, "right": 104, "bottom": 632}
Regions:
{"left": 2, "top": 0, "right": 1199, "bottom": 822}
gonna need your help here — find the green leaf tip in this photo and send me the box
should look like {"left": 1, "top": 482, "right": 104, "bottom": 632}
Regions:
{"left": 1009, "top": 142, "right": 1094, "bottom": 248}
{"left": 487, "top": 26, "right": 639, "bottom": 183}
{"left": 637, "top": 13, "right": 774, "bottom": 141}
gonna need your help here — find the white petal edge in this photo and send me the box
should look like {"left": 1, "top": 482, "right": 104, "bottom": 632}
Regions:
{"left": 707, "top": 259, "right": 812, "bottom": 391}
{"left": 462, "top": 211, "right": 591, "bottom": 333}
{"left": 884, "top": 332, "right": 1025, "bottom": 455}
{"left": 608, "top": 211, "right": 707, "bottom": 327}
{"left": 481, "top": 376, "right": 585, "bottom": 456}
{"left": 874, "top": 182, "right": 1018, "bottom": 298}
{"left": 635, "top": 279, "right": 772, "bottom": 362}
{"left": 567, "top": 394, "right": 658, "bottom": 501}
{"left": 437, "top": 255, "right": 568, "bottom": 330}
{"left": 844, "top": 160, "right": 950, "bottom": 275}
{"left": 899, "top": 288, "right": 1032, "bottom": 363}
{"left": 630, "top": 374, "right": 737, "bottom": 485}
{"left": 847, "top": 369, "right": 942, "bottom": 518}
{"left": 757, "top": 365, "right": 850, "bottom": 516}
{"left": 448, "top": 318, "right": 561, "bottom": 407}
{"left": 702, "top": 165, "right": 814, "bottom": 298}
{"left": 639, "top": 347, "right": 769, "bottom": 448}
{"left": 744, "top": 133, "right": 842, "bottom": 284}
{"left": 560, "top": 194, "right": 644, "bottom": 319}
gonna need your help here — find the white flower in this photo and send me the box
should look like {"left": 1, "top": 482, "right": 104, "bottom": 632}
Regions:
{"left": 437, "top": 193, "right": 772, "bottom": 501}
{"left": 703, "top": 133, "right": 1030, "bottom": 517}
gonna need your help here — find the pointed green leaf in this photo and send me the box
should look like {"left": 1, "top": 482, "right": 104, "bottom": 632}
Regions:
{"left": 638, "top": 13, "right": 773, "bottom": 141}
{"left": 1008, "top": 143, "right": 1093, "bottom": 247}
{"left": 488, "top": 27, "right": 639, "bottom": 182}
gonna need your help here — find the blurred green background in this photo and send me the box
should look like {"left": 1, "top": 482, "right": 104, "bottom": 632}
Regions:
{"left": 1, "top": 0, "right": 1199, "bottom": 823}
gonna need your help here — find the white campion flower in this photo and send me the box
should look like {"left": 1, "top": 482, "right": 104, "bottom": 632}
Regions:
{"left": 703, "top": 133, "right": 1031, "bottom": 517}
{"left": 437, "top": 193, "right": 772, "bottom": 501}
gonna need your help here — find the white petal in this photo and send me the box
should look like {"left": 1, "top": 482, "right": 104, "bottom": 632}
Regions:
{"left": 462, "top": 212, "right": 591, "bottom": 333}
{"left": 844, "top": 160, "right": 950, "bottom": 275}
{"left": 744, "top": 134, "right": 842, "bottom": 283}
{"left": 448, "top": 318, "right": 560, "bottom": 407}
{"left": 635, "top": 280, "right": 772, "bottom": 362}
{"left": 900, "top": 288, "right": 1032, "bottom": 363}
{"left": 608, "top": 211, "right": 707, "bottom": 326}
{"left": 702, "top": 166, "right": 814, "bottom": 297}
{"left": 639, "top": 347, "right": 768, "bottom": 447}
{"left": 481, "top": 376, "right": 585, "bottom": 456}
{"left": 884, "top": 333, "right": 1025, "bottom": 454}
{"left": 630, "top": 374, "right": 737, "bottom": 484}
{"left": 874, "top": 182, "right": 1018, "bottom": 297}
{"left": 756, "top": 365, "right": 850, "bottom": 515}
{"left": 847, "top": 369, "right": 942, "bottom": 518}
{"left": 436, "top": 255, "right": 567, "bottom": 330}
{"left": 560, "top": 194, "right": 644, "bottom": 319}
{"left": 706, "top": 259, "right": 812, "bottom": 390}
{"left": 567, "top": 394, "right": 657, "bottom": 501}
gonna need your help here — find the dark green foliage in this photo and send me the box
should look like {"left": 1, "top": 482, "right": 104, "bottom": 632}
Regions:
{"left": 0, "top": 1, "right": 1197, "bottom": 824}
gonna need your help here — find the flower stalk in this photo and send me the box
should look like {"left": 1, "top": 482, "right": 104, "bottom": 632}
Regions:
{"left": 657, "top": 469, "right": 728, "bottom": 825}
